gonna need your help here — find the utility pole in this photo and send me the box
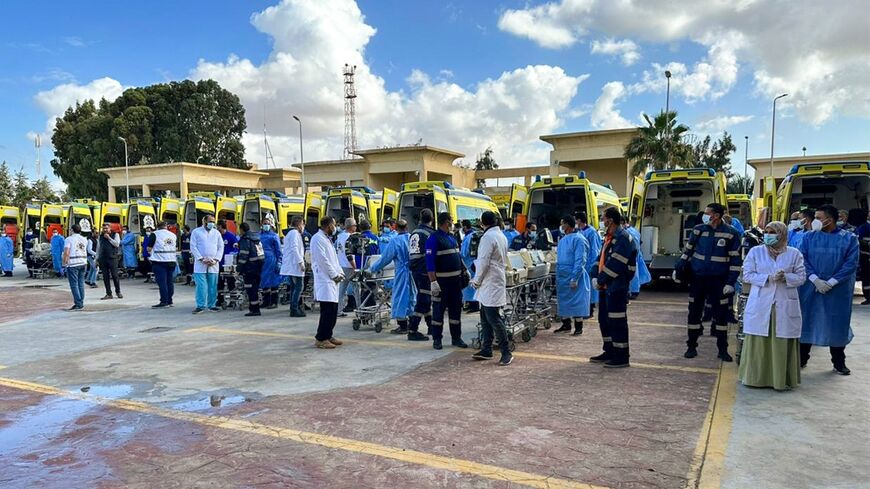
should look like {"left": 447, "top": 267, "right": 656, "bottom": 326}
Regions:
{"left": 292, "top": 115, "right": 305, "bottom": 192}
{"left": 744, "top": 136, "right": 749, "bottom": 193}
{"left": 769, "top": 93, "right": 788, "bottom": 177}
{"left": 664, "top": 70, "right": 672, "bottom": 168}
{"left": 118, "top": 137, "right": 129, "bottom": 203}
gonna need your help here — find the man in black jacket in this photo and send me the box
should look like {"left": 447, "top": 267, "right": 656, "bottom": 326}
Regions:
{"left": 97, "top": 223, "right": 123, "bottom": 299}
{"left": 237, "top": 222, "right": 265, "bottom": 316}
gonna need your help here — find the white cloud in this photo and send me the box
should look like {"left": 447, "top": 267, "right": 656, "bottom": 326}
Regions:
{"left": 590, "top": 38, "right": 640, "bottom": 66}
{"left": 590, "top": 81, "right": 632, "bottom": 130}
{"left": 190, "top": 0, "right": 588, "bottom": 167}
{"left": 694, "top": 115, "right": 754, "bottom": 134}
{"left": 33, "top": 76, "right": 124, "bottom": 136}
{"left": 498, "top": 0, "right": 870, "bottom": 124}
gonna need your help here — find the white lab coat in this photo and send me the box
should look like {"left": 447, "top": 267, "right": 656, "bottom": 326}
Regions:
{"left": 742, "top": 245, "right": 806, "bottom": 338}
{"left": 280, "top": 229, "right": 305, "bottom": 277}
{"left": 190, "top": 226, "right": 225, "bottom": 274}
{"left": 472, "top": 226, "right": 508, "bottom": 307}
{"left": 311, "top": 230, "right": 342, "bottom": 303}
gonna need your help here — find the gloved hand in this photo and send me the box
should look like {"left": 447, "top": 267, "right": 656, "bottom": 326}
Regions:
{"left": 332, "top": 274, "right": 344, "bottom": 284}
{"left": 812, "top": 278, "right": 832, "bottom": 294}
{"left": 591, "top": 278, "right": 599, "bottom": 290}
{"left": 672, "top": 270, "right": 681, "bottom": 284}
{"left": 722, "top": 285, "right": 735, "bottom": 296}
{"left": 430, "top": 280, "right": 441, "bottom": 296}
{"left": 569, "top": 280, "right": 578, "bottom": 289}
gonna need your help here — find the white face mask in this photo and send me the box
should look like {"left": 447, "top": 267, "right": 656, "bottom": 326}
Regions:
{"left": 811, "top": 219, "right": 823, "bottom": 232}
{"left": 702, "top": 214, "right": 712, "bottom": 225}
{"left": 598, "top": 221, "right": 605, "bottom": 230}
{"left": 789, "top": 219, "right": 801, "bottom": 230}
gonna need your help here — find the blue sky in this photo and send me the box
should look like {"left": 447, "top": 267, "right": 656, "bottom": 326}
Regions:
{"left": 2, "top": 0, "right": 868, "bottom": 186}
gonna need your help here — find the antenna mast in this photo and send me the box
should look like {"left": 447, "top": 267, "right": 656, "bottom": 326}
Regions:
{"left": 343, "top": 64, "right": 358, "bottom": 159}
{"left": 263, "top": 110, "right": 275, "bottom": 169}
{"left": 35, "top": 134, "right": 41, "bottom": 178}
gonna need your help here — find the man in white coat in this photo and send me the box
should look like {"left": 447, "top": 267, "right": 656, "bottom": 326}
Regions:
{"left": 470, "top": 211, "right": 513, "bottom": 366}
{"left": 281, "top": 216, "right": 307, "bottom": 317}
{"left": 311, "top": 216, "right": 345, "bottom": 349}
{"left": 190, "top": 214, "right": 224, "bottom": 314}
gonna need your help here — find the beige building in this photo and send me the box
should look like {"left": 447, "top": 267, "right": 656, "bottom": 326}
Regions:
{"left": 294, "top": 145, "right": 476, "bottom": 190}
{"left": 540, "top": 128, "right": 639, "bottom": 195}
{"left": 748, "top": 152, "right": 870, "bottom": 197}
{"left": 98, "top": 162, "right": 301, "bottom": 201}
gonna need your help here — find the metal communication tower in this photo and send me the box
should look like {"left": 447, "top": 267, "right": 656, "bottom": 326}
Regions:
{"left": 343, "top": 64, "right": 358, "bottom": 159}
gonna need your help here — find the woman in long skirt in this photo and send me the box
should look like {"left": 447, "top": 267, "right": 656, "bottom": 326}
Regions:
{"left": 738, "top": 221, "right": 806, "bottom": 391}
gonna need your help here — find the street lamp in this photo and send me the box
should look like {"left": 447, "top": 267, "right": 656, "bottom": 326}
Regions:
{"left": 292, "top": 115, "right": 305, "bottom": 192}
{"left": 744, "top": 136, "right": 749, "bottom": 192}
{"left": 118, "top": 136, "right": 129, "bottom": 203}
{"left": 802, "top": 146, "right": 807, "bottom": 157}
{"left": 769, "top": 93, "right": 788, "bottom": 177}
{"left": 664, "top": 70, "right": 672, "bottom": 168}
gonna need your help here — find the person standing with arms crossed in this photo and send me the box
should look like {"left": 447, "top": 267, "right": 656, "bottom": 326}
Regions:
{"left": 311, "top": 216, "right": 345, "bottom": 349}
{"left": 470, "top": 211, "right": 512, "bottom": 366}
{"left": 190, "top": 215, "right": 224, "bottom": 314}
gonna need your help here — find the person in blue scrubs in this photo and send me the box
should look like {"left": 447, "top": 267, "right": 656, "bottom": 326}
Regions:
{"left": 553, "top": 216, "right": 590, "bottom": 335}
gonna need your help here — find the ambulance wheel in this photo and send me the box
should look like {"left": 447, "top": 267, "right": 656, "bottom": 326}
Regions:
{"left": 352, "top": 319, "right": 361, "bottom": 331}
{"left": 521, "top": 329, "right": 532, "bottom": 342}
{"left": 374, "top": 322, "right": 383, "bottom": 333}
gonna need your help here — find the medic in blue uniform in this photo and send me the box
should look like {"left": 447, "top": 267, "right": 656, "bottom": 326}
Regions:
{"left": 459, "top": 220, "right": 479, "bottom": 313}
{"left": 378, "top": 219, "right": 397, "bottom": 290}
{"left": 259, "top": 218, "right": 283, "bottom": 309}
{"left": 0, "top": 232, "right": 13, "bottom": 277}
{"left": 369, "top": 219, "right": 424, "bottom": 339}
{"left": 575, "top": 213, "right": 601, "bottom": 315}
{"left": 502, "top": 217, "right": 520, "bottom": 246}
{"left": 50, "top": 231, "right": 65, "bottom": 277}
{"left": 553, "top": 216, "right": 590, "bottom": 335}
{"left": 425, "top": 212, "right": 468, "bottom": 350}
{"left": 509, "top": 223, "right": 537, "bottom": 251}
{"left": 120, "top": 227, "right": 138, "bottom": 277}
{"left": 856, "top": 210, "right": 870, "bottom": 305}
{"left": 798, "top": 204, "right": 860, "bottom": 375}
{"left": 624, "top": 223, "right": 651, "bottom": 298}
{"left": 216, "top": 220, "right": 239, "bottom": 308}
{"left": 408, "top": 210, "right": 436, "bottom": 339}
{"left": 354, "top": 220, "right": 380, "bottom": 308}
{"left": 675, "top": 202, "right": 742, "bottom": 362}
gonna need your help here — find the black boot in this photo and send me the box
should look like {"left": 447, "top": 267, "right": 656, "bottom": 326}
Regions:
{"left": 554, "top": 319, "right": 572, "bottom": 333}
{"left": 800, "top": 343, "right": 812, "bottom": 368}
{"left": 343, "top": 295, "right": 357, "bottom": 313}
{"left": 572, "top": 319, "right": 583, "bottom": 336}
{"left": 391, "top": 320, "right": 409, "bottom": 335}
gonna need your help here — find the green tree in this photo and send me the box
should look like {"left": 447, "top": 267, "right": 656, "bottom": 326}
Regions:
{"left": 624, "top": 111, "right": 693, "bottom": 176}
{"left": 31, "top": 178, "right": 59, "bottom": 202}
{"left": 692, "top": 132, "right": 737, "bottom": 177}
{"left": 50, "top": 79, "right": 247, "bottom": 200}
{"left": 474, "top": 146, "right": 498, "bottom": 187}
{"left": 727, "top": 174, "right": 754, "bottom": 196}
{"left": 11, "top": 169, "right": 32, "bottom": 208}
{"left": 0, "top": 161, "right": 13, "bottom": 205}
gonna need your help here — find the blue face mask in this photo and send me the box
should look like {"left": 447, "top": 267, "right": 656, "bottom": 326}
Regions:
{"left": 262, "top": 224, "right": 271, "bottom": 232}
{"left": 529, "top": 231, "right": 537, "bottom": 240}
{"left": 702, "top": 214, "right": 712, "bottom": 225}
{"left": 206, "top": 222, "right": 215, "bottom": 231}
{"left": 383, "top": 227, "right": 391, "bottom": 234}
{"left": 763, "top": 233, "right": 779, "bottom": 246}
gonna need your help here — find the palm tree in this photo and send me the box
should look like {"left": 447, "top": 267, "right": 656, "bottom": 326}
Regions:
{"left": 624, "top": 111, "right": 693, "bottom": 176}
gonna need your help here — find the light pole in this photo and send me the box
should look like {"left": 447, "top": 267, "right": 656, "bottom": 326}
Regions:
{"left": 292, "top": 115, "right": 305, "bottom": 192}
{"left": 118, "top": 136, "right": 129, "bottom": 202}
{"left": 744, "top": 136, "right": 749, "bottom": 193}
{"left": 769, "top": 93, "right": 788, "bottom": 177}
{"left": 664, "top": 70, "right": 672, "bottom": 168}
{"left": 802, "top": 146, "right": 807, "bottom": 157}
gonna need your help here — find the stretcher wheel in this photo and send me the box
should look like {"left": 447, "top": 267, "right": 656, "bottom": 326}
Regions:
{"left": 521, "top": 329, "right": 532, "bottom": 342}
{"left": 374, "top": 321, "right": 383, "bottom": 333}
{"left": 352, "top": 319, "right": 361, "bottom": 331}
{"left": 530, "top": 326, "right": 538, "bottom": 338}
{"left": 221, "top": 303, "right": 227, "bottom": 310}
{"left": 508, "top": 340, "right": 516, "bottom": 352}
{"left": 471, "top": 338, "right": 481, "bottom": 350}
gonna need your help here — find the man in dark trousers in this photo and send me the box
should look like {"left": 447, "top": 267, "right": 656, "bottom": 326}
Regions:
{"left": 407, "top": 209, "right": 435, "bottom": 340}
{"left": 426, "top": 212, "right": 469, "bottom": 350}
{"left": 237, "top": 222, "right": 265, "bottom": 317}
{"left": 180, "top": 225, "right": 193, "bottom": 285}
{"left": 592, "top": 207, "right": 638, "bottom": 368}
{"left": 674, "top": 202, "right": 742, "bottom": 362}
{"left": 97, "top": 223, "right": 123, "bottom": 299}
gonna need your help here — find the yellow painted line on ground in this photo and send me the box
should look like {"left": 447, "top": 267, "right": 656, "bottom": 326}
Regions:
{"left": 189, "top": 326, "right": 718, "bottom": 375}
{"left": 0, "top": 365, "right": 6, "bottom": 370}
{"left": 0, "top": 376, "right": 608, "bottom": 489}
{"left": 630, "top": 300, "right": 688, "bottom": 307}
{"left": 685, "top": 341, "right": 738, "bottom": 488}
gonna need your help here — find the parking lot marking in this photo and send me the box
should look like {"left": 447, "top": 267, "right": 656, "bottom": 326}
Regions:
{"left": 0, "top": 376, "right": 609, "bottom": 489}
{"left": 188, "top": 326, "right": 719, "bottom": 374}
{"left": 630, "top": 300, "right": 689, "bottom": 307}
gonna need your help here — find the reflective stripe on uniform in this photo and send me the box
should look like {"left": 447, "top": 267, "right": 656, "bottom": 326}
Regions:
{"left": 728, "top": 250, "right": 740, "bottom": 256}
{"left": 419, "top": 289, "right": 432, "bottom": 295}
{"left": 680, "top": 254, "right": 689, "bottom": 260}
{"left": 692, "top": 253, "right": 706, "bottom": 261}
{"left": 436, "top": 270, "right": 461, "bottom": 278}
{"left": 714, "top": 324, "right": 729, "bottom": 331}
{"left": 627, "top": 265, "right": 636, "bottom": 272}
{"left": 611, "top": 253, "right": 629, "bottom": 264}
{"left": 431, "top": 321, "right": 443, "bottom": 326}
{"left": 603, "top": 267, "right": 618, "bottom": 278}
{"left": 720, "top": 298, "right": 730, "bottom": 305}
{"left": 714, "top": 232, "right": 732, "bottom": 239}
{"left": 613, "top": 342, "right": 629, "bottom": 348}
{"left": 688, "top": 323, "right": 703, "bottom": 330}
{"left": 448, "top": 319, "right": 461, "bottom": 325}
{"left": 436, "top": 248, "right": 458, "bottom": 256}
{"left": 609, "top": 312, "right": 626, "bottom": 319}
{"left": 410, "top": 253, "right": 425, "bottom": 259}
{"left": 693, "top": 229, "right": 701, "bottom": 235}
{"left": 710, "top": 256, "right": 728, "bottom": 262}
{"left": 729, "top": 266, "right": 741, "bottom": 271}
{"left": 602, "top": 337, "right": 613, "bottom": 342}
{"left": 432, "top": 297, "right": 441, "bottom": 302}
{"left": 684, "top": 242, "right": 694, "bottom": 250}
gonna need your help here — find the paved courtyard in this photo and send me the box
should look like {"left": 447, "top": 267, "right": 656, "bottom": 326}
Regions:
{"left": 0, "top": 261, "right": 868, "bottom": 488}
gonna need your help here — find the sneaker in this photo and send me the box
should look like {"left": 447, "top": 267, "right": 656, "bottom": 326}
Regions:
{"left": 603, "top": 359, "right": 630, "bottom": 368}
{"left": 67, "top": 305, "right": 79, "bottom": 311}
{"left": 718, "top": 351, "right": 733, "bottom": 362}
{"left": 315, "top": 340, "right": 336, "bottom": 349}
{"left": 244, "top": 311, "right": 261, "bottom": 317}
{"left": 553, "top": 323, "right": 572, "bottom": 333}
{"left": 451, "top": 338, "right": 469, "bottom": 348}
{"left": 328, "top": 337, "right": 343, "bottom": 346}
{"left": 498, "top": 354, "right": 514, "bottom": 366}
{"left": 101, "top": 295, "right": 113, "bottom": 300}
{"left": 472, "top": 351, "right": 493, "bottom": 361}
{"left": 290, "top": 310, "right": 306, "bottom": 318}
{"left": 208, "top": 307, "right": 221, "bottom": 312}
{"left": 684, "top": 347, "right": 698, "bottom": 359}
{"left": 407, "top": 331, "right": 429, "bottom": 341}
{"left": 390, "top": 326, "right": 409, "bottom": 335}
{"left": 339, "top": 313, "right": 348, "bottom": 318}
{"left": 116, "top": 294, "right": 123, "bottom": 299}
{"left": 861, "top": 300, "right": 870, "bottom": 305}
{"left": 152, "top": 303, "right": 168, "bottom": 309}
{"left": 834, "top": 364, "right": 851, "bottom": 375}
{"left": 589, "top": 353, "right": 611, "bottom": 363}
{"left": 192, "top": 308, "right": 204, "bottom": 315}
{"left": 433, "top": 339, "right": 443, "bottom": 350}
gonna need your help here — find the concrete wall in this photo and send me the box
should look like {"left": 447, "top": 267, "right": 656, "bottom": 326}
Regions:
{"left": 559, "top": 158, "right": 631, "bottom": 195}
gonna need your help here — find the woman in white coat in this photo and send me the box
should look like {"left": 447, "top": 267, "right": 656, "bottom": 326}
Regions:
{"left": 738, "top": 221, "right": 806, "bottom": 390}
